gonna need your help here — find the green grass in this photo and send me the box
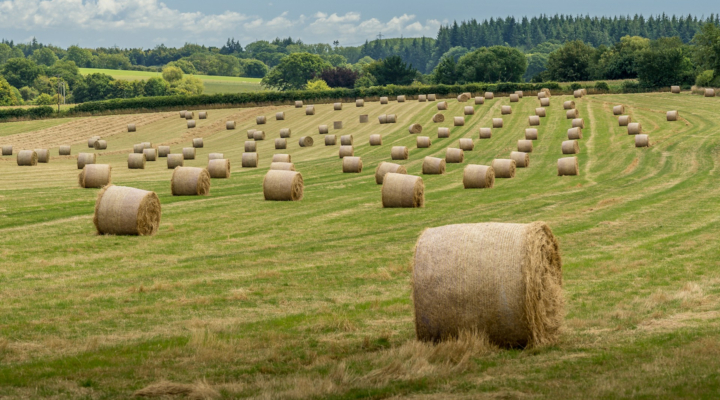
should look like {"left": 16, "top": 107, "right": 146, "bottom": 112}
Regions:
{"left": 1, "top": 93, "right": 720, "bottom": 398}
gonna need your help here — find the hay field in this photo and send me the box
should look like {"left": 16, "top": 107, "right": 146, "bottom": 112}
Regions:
{"left": 1, "top": 92, "right": 720, "bottom": 398}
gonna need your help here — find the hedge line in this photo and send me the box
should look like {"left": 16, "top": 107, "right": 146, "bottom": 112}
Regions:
{"left": 0, "top": 106, "right": 55, "bottom": 121}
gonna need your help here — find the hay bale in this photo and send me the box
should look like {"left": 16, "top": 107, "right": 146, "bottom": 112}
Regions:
{"left": 256, "top": 116, "right": 267, "bottom": 124}
{"left": 334, "top": 102, "right": 342, "bottom": 111}
{"left": 171, "top": 167, "right": 211, "bottom": 196}
{"left": 299, "top": 136, "right": 314, "bottom": 147}
{"left": 542, "top": 88, "right": 552, "bottom": 97}
{"left": 463, "top": 92, "right": 472, "bottom": 98}
{"left": 128, "top": 124, "right": 136, "bottom": 132}
{"left": 263, "top": 170, "right": 303, "bottom": 201}
{"left": 613, "top": 105, "right": 624, "bottom": 115}
{"left": 413, "top": 222, "right": 562, "bottom": 346}
{"left": 334, "top": 121, "right": 343, "bottom": 130}
{"left": 574, "top": 90, "right": 583, "bottom": 98}
{"left": 378, "top": 114, "right": 387, "bottom": 124}
{"left": 141, "top": 142, "right": 152, "bottom": 149}
{"left": 492, "top": 118, "right": 504, "bottom": 128}
{"left": 339, "top": 145, "right": 354, "bottom": 158}
{"left": 94, "top": 140, "right": 107, "bottom": 150}
{"left": 667, "top": 110, "right": 679, "bottom": 121}
{"left": 17, "top": 150, "right": 37, "bottom": 166}
{"left": 386, "top": 114, "right": 397, "bottom": 123}
{"left": 342, "top": 156, "right": 363, "bottom": 173}
{"left": 558, "top": 157, "right": 579, "bottom": 176}
{"left": 79, "top": 164, "right": 111, "bottom": 188}
{"left": 561, "top": 140, "right": 580, "bottom": 154}
{"left": 618, "top": 115, "right": 632, "bottom": 126}
{"left": 369, "top": 134, "right": 382, "bottom": 146}
{"left": 143, "top": 148, "right": 158, "bottom": 162}
{"left": 438, "top": 127, "right": 450, "bottom": 138}
{"left": 272, "top": 154, "right": 291, "bottom": 163}
{"left": 492, "top": 159, "right": 516, "bottom": 178}
{"left": 382, "top": 174, "right": 424, "bottom": 208}
{"left": 436, "top": 101, "right": 449, "bottom": 111}
{"left": 567, "top": 127, "right": 583, "bottom": 140}
{"left": 525, "top": 129, "right": 538, "bottom": 140}
{"left": 326, "top": 135, "right": 337, "bottom": 146}
{"left": 380, "top": 97, "right": 389, "bottom": 104}
{"left": 187, "top": 120, "right": 196, "bottom": 129}
{"left": 563, "top": 101, "right": 575, "bottom": 110}
{"left": 226, "top": 121, "right": 236, "bottom": 130}
{"left": 635, "top": 134, "right": 650, "bottom": 147}
{"left": 485, "top": 92, "right": 494, "bottom": 99}
{"left": 464, "top": 106, "right": 475, "bottom": 115}
{"left": 422, "top": 156, "right": 445, "bottom": 175}
{"left": 459, "top": 138, "right": 474, "bottom": 151}
{"left": 275, "top": 138, "right": 287, "bottom": 149}
{"left": 306, "top": 105, "right": 315, "bottom": 115}
{"left": 340, "top": 135, "right": 353, "bottom": 145}
{"left": 208, "top": 153, "right": 224, "bottom": 160}
{"left": 391, "top": 146, "right": 409, "bottom": 160}
{"left": 270, "top": 162, "right": 295, "bottom": 171}
{"left": 33, "top": 149, "right": 49, "bottom": 163}
{"left": 566, "top": 109, "right": 579, "bottom": 119}
{"left": 474, "top": 96, "right": 485, "bottom": 105}
{"left": 479, "top": 128, "right": 492, "bottom": 139}
{"left": 279, "top": 128, "right": 292, "bottom": 138}
{"left": 418, "top": 95, "right": 427, "bottom": 102}
{"left": 88, "top": 137, "right": 100, "bottom": 148}
{"left": 199, "top": 111, "right": 207, "bottom": 119}
{"left": 501, "top": 105, "right": 512, "bottom": 115}
{"left": 457, "top": 94, "right": 468, "bottom": 102}
{"left": 397, "top": 95, "right": 406, "bottom": 102}
{"left": 317, "top": 125, "right": 329, "bottom": 134}
{"left": 185, "top": 111, "right": 194, "bottom": 119}
{"left": 356, "top": 99, "right": 365, "bottom": 107}
{"left": 167, "top": 154, "right": 184, "bottom": 169}
{"left": 540, "top": 98, "right": 550, "bottom": 107}
{"left": 528, "top": 116, "right": 540, "bottom": 126}
{"left": 627, "top": 122, "right": 642, "bottom": 135}
{"left": 93, "top": 185, "right": 161, "bottom": 236}
{"left": 409, "top": 123, "right": 423, "bottom": 133}
{"left": 180, "top": 110, "right": 186, "bottom": 118}
{"left": 417, "top": 136, "right": 431, "bottom": 148}
{"left": 244, "top": 141, "right": 256, "bottom": 152}
{"left": 510, "top": 94, "right": 520, "bottom": 102}
{"left": 247, "top": 129, "right": 256, "bottom": 139}
{"left": 275, "top": 112, "right": 285, "bottom": 121}
{"left": 192, "top": 138, "right": 203, "bottom": 148}
{"left": 572, "top": 118, "right": 585, "bottom": 129}
{"left": 182, "top": 147, "right": 196, "bottom": 160}
{"left": 242, "top": 153, "right": 259, "bottom": 168}
{"left": 428, "top": 94, "right": 436, "bottom": 101}
{"left": 432, "top": 113, "right": 445, "bottom": 123}
{"left": 128, "top": 153, "right": 146, "bottom": 169}
{"left": 253, "top": 130, "right": 266, "bottom": 141}
{"left": 463, "top": 165, "right": 494, "bottom": 189}
{"left": 375, "top": 162, "right": 407, "bottom": 184}
{"left": 671, "top": 86, "right": 681, "bottom": 94}
{"left": 537, "top": 92, "right": 547, "bottom": 99}
{"left": 59, "top": 145, "right": 71, "bottom": 156}
{"left": 359, "top": 114, "right": 369, "bottom": 123}
{"left": 454, "top": 117, "right": 465, "bottom": 126}
{"left": 511, "top": 151, "right": 529, "bottom": 168}
{"left": 705, "top": 89, "right": 715, "bottom": 97}
{"left": 446, "top": 148, "right": 464, "bottom": 163}
{"left": 535, "top": 108, "right": 546, "bottom": 117}
{"left": 295, "top": 100, "right": 303, "bottom": 108}
{"left": 517, "top": 140, "right": 533, "bottom": 153}
{"left": 515, "top": 90, "right": 524, "bottom": 98}
{"left": 77, "top": 152, "right": 96, "bottom": 169}
{"left": 208, "top": 159, "right": 230, "bottom": 179}
{"left": 133, "top": 144, "right": 144, "bottom": 153}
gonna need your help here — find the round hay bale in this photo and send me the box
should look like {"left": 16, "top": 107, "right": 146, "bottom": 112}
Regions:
{"left": 422, "top": 156, "right": 445, "bottom": 175}
{"left": 409, "top": 123, "right": 423, "bottom": 134}
{"left": 226, "top": 121, "right": 236, "bottom": 130}
{"left": 299, "top": 136, "right": 314, "bottom": 147}
{"left": 127, "top": 124, "right": 136, "bottom": 132}
{"left": 359, "top": 114, "right": 369, "bottom": 123}
{"left": 339, "top": 145, "right": 354, "bottom": 158}
{"left": 295, "top": 100, "right": 303, "bottom": 108}
{"left": 525, "top": 129, "right": 538, "bottom": 140}
{"left": 412, "top": 222, "right": 562, "bottom": 346}
{"left": 558, "top": 157, "right": 579, "bottom": 176}
{"left": 79, "top": 164, "right": 111, "bottom": 188}
{"left": 459, "top": 138, "right": 474, "bottom": 151}
{"left": 356, "top": 99, "right": 365, "bottom": 107}
{"left": 378, "top": 114, "right": 387, "bottom": 124}
{"left": 77, "top": 152, "right": 96, "bottom": 169}
{"left": 391, "top": 146, "right": 409, "bottom": 160}
{"left": 463, "top": 92, "right": 472, "bottom": 99}
{"left": 627, "top": 122, "right": 642, "bottom": 135}
{"left": 171, "top": 167, "right": 211, "bottom": 196}
{"left": 509, "top": 94, "right": 519, "bottom": 102}
{"left": 463, "top": 165, "right": 494, "bottom": 189}
{"left": 185, "top": 111, "right": 194, "bottom": 119}
{"left": 208, "top": 153, "right": 224, "bottom": 160}
{"left": 613, "top": 105, "right": 624, "bottom": 115}
{"left": 380, "top": 97, "right": 389, "bottom": 104}
{"left": 143, "top": 148, "right": 158, "bottom": 162}
{"left": 386, "top": 114, "right": 397, "bottom": 123}
{"left": 457, "top": 94, "right": 468, "bottom": 102}
{"left": 397, "top": 95, "right": 406, "bottom": 102}
{"left": 705, "top": 89, "right": 715, "bottom": 97}
{"left": 381, "top": 173, "right": 424, "bottom": 208}
{"left": 256, "top": 116, "right": 267, "bottom": 124}
{"left": 437, "top": 101, "right": 448, "bottom": 110}
{"left": 475, "top": 96, "right": 485, "bottom": 105}
{"left": 537, "top": 92, "right": 547, "bottom": 99}
{"left": 518, "top": 140, "right": 533, "bottom": 153}
{"left": 566, "top": 109, "right": 578, "bottom": 119}
{"left": 528, "top": 116, "right": 540, "bottom": 126}
{"left": 511, "top": 151, "right": 529, "bottom": 168}
{"left": 618, "top": 115, "right": 632, "bottom": 126}
{"left": 369, "top": 134, "right": 382, "bottom": 146}
{"left": 572, "top": 118, "right": 585, "bottom": 129}
{"left": 88, "top": 137, "right": 99, "bottom": 148}
{"left": 492, "top": 159, "right": 515, "bottom": 178}
{"left": 279, "top": 128, "right": 292, "bottom": 138}
{"left": 540, "top": 98, "right": 551, "bottom": 107}
{"left": 59, "top": 145, "right": 71, "bottom": 156}
{"left": 247, "top": 129, "right": 256, "bottom": 139}
{"left": 479, "top": 127, "right": 492, "bottom": 139}
{"left": 340, "top": 135, "right": 353, "bottom": 146}
{"left": 94, "top": 140, "right": 107, "bottom": 150}
{"left": 535, "top": 108, "right": 546, "bottom": 117}
{"left": 542, "top": 88, "right": 552, "bottom": 97}
{"left": 306, "top": 105, "right": 315, "bottom": 115}
{"left": 193, "top": 138, "right": 203, "bottom": 148}
{"left": 667, "top": 110, "right": 679, "bottom": 121}
{"left": 567, "top": 127, "right": 583, "bottom": 140}
{"left": 244, "top": 141, "right": 256, "bottom": 152}
{"left": 454, "top": 117, "right": 465, "bottom": 126}
{"left": 182, "top": 147, "right": 196, "bottom": 160}
{"left": 671, "top": 86, "right": 681, "bottom": 94}
{"left": 563, "top": 101, "right": 575, "bottom": 110}
{"left": 326, "top": 135, "right": 338, "bottom": 146}
{"left": 199, "top": 111, "right": 208, "bottom": 120}
{"left": 334, "top": 102, "right": 342, "bottom": 111}
{"left": 253, "top": 130, "right": 266, "bottom": 141}
{"left": 35, "top": 149, "right": 49, "bottom": 163}
{"left": 333, "top": 121, "right": 343, "bottom": 130}
{"left": 446, "top": 148, "right": 464, "bottom": 163}
{"left": 428, "top": 94, "right": 436, "bottom": 101}
{"left": 263, "top": 170, "right": 303, "bottom": 201}
{"left": 270, "top": 162, "right": 295, "bottom": 171}
{"left": 242, "top": 153, "right": 259, "bottom": 168}
{"left": 167, "top": 154, "right": 184, "bottom": 169}
{"left": 515, "top": 90, "right": 524, "bottom": 98}
{"left": 464, "top": 106, "right": 475, "bottom": 115}
{"left": 417, "top": 136, "right": 431, "bottom": 148}
{"left": 432, "top": 113, "right": 445, "bottom": 123}
{"left": 484, "top": 92, "right": 494, "bottom": 100}
{"left": 492, "top": 118, "right": 504, "bottom": 128}
{"left": 574, "top": 90, "right": 583, "bottom": 98}
{"left": 275, "top": 112, "right": 285, "bottom": 120}
{"left": 501, "top": 105, "right": 512, "bottom": 115}
{"left": 133, "top": 144, "right": 144, "bottom": 153}
{"left": 208, "top": 159, "right": 230, "bottom": 179}
{"left": 187, "top": 120, "right": 196, "bottom": 129}
{"left": 438, "top": 127, "right": 450, "bottom": 138}
{"left": 93, "top": 185, "right": 161, "bottom": 236}
{"left": 272, "top": 154, "right": 291, "bottom": 163}
{"left": 418, "top": 95, "right": 427, "bottom": 102}
{"left": 275, "top": 138, "right": 287, "bottom": 149}
{"left": 562, "top": 140, "right": 580, "bottom": 154}
{"left": 342, "top": 156, "right": 363, "bottom": 173}
{"left": 180, "top": 110, "right": 187, "bottom": 118}
{"left": 141, "top": 142, "right": 152, "bottom": 149}
{"left": 17, "top": 150, "right": 37, "bottom": 166}
{"left": 635, "top": 134, "right": 650, "bottom": 147}
{"left": 375, "top": 162, "right": 407, "bottom": 184}
{"left": 128, "top": 153, "right": 146, "bottom": 169}
{"left": 318, "top": 125, "right": 329, "bottom": 134}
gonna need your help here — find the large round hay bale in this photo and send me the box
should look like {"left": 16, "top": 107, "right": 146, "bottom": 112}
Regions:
{"left": 509, "top": 94, "right": 519, "bottom": 102}
{"left": 567, "top": 127, "right": 583, "bottom": 140}
{"left": 635, "top": 134, "right": 650, "bottom": 147}
{"left": 187, "top": 120, "right": 196, "bottom": 129}
{"left": 226, "top": 121, "right": 236, "bottom": 130}
{"left": 263, "top": 170, "right": 303, "bottom": 201}
{"left": 208, "top": 159, "right": 230, "bottom": 179}
{"left": 454, "top": 117, "right": 465, "bottom": 126}
{"left": 318, "top": 125, "right": 329, "bottom": 134}
{"left": 59, "top": 145, "right": 71, "bottom": 156}
{"left": 127, "top": 124, "right": 136, "bottom": 132}
{"left": 242, "top": 153, "right": 259, "bottom": 168}
{"left": 128, "top": 153, "right": 146, "bottom": 169}
{"left": 397, "top": 95, "right": 406, "bottom": 103}
{"left": 380, "top": 97, "right": 389, "bottom": 104}
{"left": 247, "top": 129, "right": 256, "bottom": 139}
{"left": 618, "top": 115, "right": 632, "bottom": 126}
{"left": 275, "top": 138, "right": 287, "bottom": 149}
{"left": 428, "top": 94, "right": 436, "bottom": 101}
{"left": 253, "top": 131, "right": 266, "bottom": 140}
{"left": 540, "top": 98, "right": 550, "bottom": 107}
{"left": 208, "top": 153, "right": 224, "bottom": 160}
{"left": 270, "top": 162, "right": 295, "bottom": 171}
{"left": 463, "top": 165, "right": 494, "bottom": 189}
{"left": 422, "top": 156, "right": 445, "bottom": 175}
{"left": 671, "top": 86, "right": 681, "bottom": 94}
{"left": 133, "top": 144, "right": 144, "bottom": 153}
{"left": 501, "top": 105, "right": 512, "bottom": 115}
{"left": 446, "top": 148, "right": 464, "bottom": 163}
{"left": 295, "top": 100, "right": 303, "bottom": 108}
{"left": 566, "top": 109, "right": 578, "bottom": 119}
{"left": 182, "top": 147, "right": 196, "bottom": 160}
{"left": 515, "top": 90, "right": 524, "bottom": 99}
{"left": 272, "top": 154, "right": 291, "bottom": 163}
{"left": 705, "top": 88, "right": 715, "bottom": 97}
{"left": 193, "top": 138, "right": 203, "bottom": 148}
{"left": 413, "top": 222, "right": 562, "bottom": 346}
{"left": 199, "top": 111, "right": 208, "bottom": 120}
{"left": 667, "top": 110, "right": 679, "bottom": 121}
{"left": 299, "top": 136, "right": 314, "bottom": 147}
{"left": 417, "top": 136, "right": 431, "bottom": 148}
{"left": 562, "top": 140, "right": 580, "bottom": 154}
{"left": 142, "top": 142, "right": 152, "bottom": 149}
{"left": 244, "top": 141, "right": 256, "bottom": 152}
{"left": 418, "top": 95, "right": 426, "bottom": 102}
{"left": 386, "top": 114, "right": 397, "bottom": 123}
{"left": 479, "top": 127, "right": 492, "bottom": 139}
{"left": 517, "top": 140, "right": 533, "bottom": 153}
{"left": 492, "top": 118, "right": 504, "bottom": 128}
{"left": 484, "top": 92, "right": 494, "bottom": 99}
{"left": 409, "top": 123, "right": 423, "bottom": 133}
{"left": 143, "top": 148, "right": 157, "bottom": 162}
{"left": 511, "top": 151, "right": 529, "bottom": 168}
{"left": 340, "top": 134, "right": 353, "bottom": 145}
{"left": 94, "top": 140, "right": 107, "bottom": 150}
{"left": 558, "top": 157, "right": 579, "bottom": 176}
{"left": 438, "top": 127, "right": 450, "bottom": 138}
{"left": 17, "top": 150, "right": 37, "bottom": 166}
{"left": 93, "top": 185, "right": 161, "bottom": 236}
{"left": 391, "top": 146, "right": 409, "bottom": 160}
{"left": 537, "top": 92, "right": 547, "bottom": 99}
{"left": 334, "top": 102, "right": 342, "bottom": 111}
{"left": 77, "top": 152, "right": 96, "bottom": 169}
{"left": 167, "top": 154, "right": 184, "bottom": 169}
{"left": 34, "top": 149, "right": 49, "bottom": 163}
{"left": 275, "top": 112, "right": 285, "bottom": 120}
{"left": 627, "top": 122, "right": 642, "bottom": 135}
{"left": 525, "top": 129, "right": 538, "bottom": 140}
{"left": 459, "top": 138, "right": 474, "bottom": 151}
{"left": 87, "top": 137, "right": 98, "bottom": 148}
{"left": 185, "top": 111, "right": 194, "bottom": 119}
{"left": 563, "top": 101, "right": 575, "bottom": 110}
{"left": 326, "top": 135, "right": 338, "bottom": 146}
{"left": 369, "top": 134, "right": 382, "bottom": 146}
{"left": 339, "top": 145, "right": 354, "bottom": 158}
{"left": 437, "top": 101, "right": 448, "bottom": 110}
{"left": 279, "top": 128, "right": 292, "bottom": 138}
{"left": 359, "top": 114, "right": 369, "bottom": 123}
{"left": 171, "top": 167, "right": 210, "bottom": 196}
{"left": 613, "top": 105, "right": 624, "bottom": 115}
{"left": 457, "top": 94, "right": 468, "bottom": 102}
{"left": 180, "top": 110, "right": 187, "bottom": 118}
{"left": 574, "top": 90, "right": 583, "bottom": 98}
{"left": 356, "top": 99, "right": 365, "bottom": 107}
{"left": 572, "top": 118, "right": 585, "bottom": 129}
{"left": 382, "top": 174, "right": 424, "bottom": 208}
{"left": 306, "top": 105, "right": 315, "bottom": 115}
{"left": 79, "top": 164, "right": 111, "bottom": 188}
{"left": 432, "top": 113, "right": 445, "bottom": 123}
{"left": 535, "top": 108, "right": 546, "bottom": 118}
{"left": 342, "top": 156, "right": 363, "bottom": 173}
{"left": 475, "top": 96, "right": 485, "bottom": 105}
{"left": 256, "top": 116, "right": 267, "bottom": 125}
{"left": 375, "top": 162, "right": 407, "bottom": 184}
{"left": 492, "top": 159, "right": 515, "bottom": 178}
{"left": 528, "top": 116, "right": 540, "bottom": 126}
{"left": 464, "top": 106, "right": 475, "bottom": 115}
{"left": 378, "top": 114, "right": 387, "bottom": 124}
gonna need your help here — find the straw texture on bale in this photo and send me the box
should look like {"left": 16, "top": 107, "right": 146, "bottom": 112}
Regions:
{"left": 413, "top": 222, "right": 563, "bottom": 347}
{"left": 270, "top": 162, "right": 295, "bottom": 171}
{"left": 180, "top": 110, "right": 186, "bottom": 118}
{"left": 167, "top": 154, "right": 184, "bottom": 169}
{"left": 518, "top": 140, "right": 533, "bottom": 153}
{"left": 17, "top": 150, "right": 37, "bottom": 166}
{"left": 428, "top": 94, "right": 436, "bottom": 101}
{"left": 540, "top": 98, "right": 550, "bottom": 107}
{"left": 93, "top": 185, "right": 161, "bottom": 236}
{"left": 378, "top": 114, "right": 387, "bottom": 124}
{"left": 566, "top": 109, "right": 578, "bottom": 119}
{"left": 409, "top": 123, "right": 423, "bottom": 133}
{"left": 509, "top": 94, "right": 519, "bottom": 102}
{"left": 141, "top": 142, "right": 152, "bottom": 149}
{"left": 418, "top": 95, "right": 427, "bottom": 102}
{"left": 528, "top": 116, "right": 540, "bottom": 126}
{"left": 253, "top": 130, "right": 266, "bottom": 140}
{"left": 77, "top": 152, "right": 96, "bottom": 169}
{"left": 208, "top": 159, "right": 230, "bottom": 179}
{"left": 244, "top": 141, "right": 256, "bottom": 152}
{"left": 501, "top": 105, "right": 512, "bottom": 115}
{"left": 127, "top": 124, "right": 136, "bottom": 132}
{"left": 463, "top": 165, "right": 495, "bottom": 189}
{"left": 618, "top": 115, "right": 632, "bottom": 126}
{"left": 515, "top": 91, "right": 524, "bottom": 98}
{"left": 634, "top": 134, "right": 650, "bottom": 148}
{"left": 272, "top": 154, "right": 291, "bottom": 163}
{"left": 562, "top": 140, "right": 580, "bottom": 154}
{"left": 340, "top": 135, "right": 353, "bottom": 145}
{"left": 185, "top": 111, "right": 194, "bottom": 119}
{"left": 573, "top": 90, "right": 583, "bottom": 98}
{"left": 208, "top": 153, "right": 224, "bottom": 160}
{"left": 535, "top": 108, "right": 546, "bottom": 117}
{"left": 446, "top": 148, "right": 464, "bottom": 163}
{"left": 187, "top": 120, "right": 196, "bottom": 128}
{"left": 463, "top": 106, "right": 475, "bottom": 116}
{"left": 493, "top": 118, "right": 504, "bottom": 128}
{"left": 94, "top": 140, "right": 107, "bottom": 150}
{"left": 295, "top": 100, "right": 303, "bottom": 108}
{"left": 182, "top": 147, "right": 196, "bottom": 160}
{"left": 563, "top": 101, "right": 575, "bottom": 109}
{"left": 558, "top": 157, "right": 579, "bottom": 176}
{"left": 299, "top": 136, "right": 313, "bottom": 147}
{"left": 242, "top": 152, "right": 259, "bottom": 167}
{"left": 671, "top": 86, "right": 681, "bottom": 93}
{"left": 484, "top": 92, "right": 494, "bottom": 99}
{"left": 391, "top": 146, "right": 409, "bottom": 160}
{"left": 438, "top": 127, "right": 450, "bottom": 138}
{"left": 339, "top": 145, "right": 354, "bottom": 158}
{"left": 463, "top": 92, "right": 472, "bottom": 98}
{"left": 475, "top": 96, "right": 485, "bottom": 105}
{"left": 437, "top": 101, "right": 448, "bottom": 110}
{"left": 247, "top": 129, "right": 256, "bottom": 139}
{"left": 256, "top": 116, "right": 267, "bottom": 124}
{"left": 459, "top": 138, "right": 474, "bottom": 151}
{"left": 381, "top": 173, "right": 424, "bottom": 208}
{"left": 397, "top": 95, "right": 406, "bottom": 102}
{"left": 133, "top": 144, "right": 144, "bottom": 153}
{"left": 537, "top": 92, "right": 547, "bottom": 99}
{"left": 511, "top": 151, "right": 529, "bottom": 168}
{"left": 627, "top": 122, "right": 642, "bottom": 135}
{"left": 705, "top": 89, "right": 715, "bottom": 97}
{"left": 369, "top": 134, "right": 382, "bottom": 146}
{"left": 226, "top": 121, "right": 236, "bottom": 130}
{"left": 422, "top": 156, "right": 445, "bottom": 175}
{"left": 492, "top": 159, "right": 515, "bottom": 178}
{"left": 342, "top": 156, "right": 363, "bottom": 173}
{"left": 613, "top": 105, "right": 624, "bottom": 115}
{"left": 667, "top": 110, "right": 679, "bottom": 121}
{"left": 79, "top": 164, "right": 111, "bottom": 188}
{"left": 525, "top": 129, "right": 538, "bottom": 140}
{"left": 454, "top": 117, "right": 465, "bottom": 126}
{"left": 334, "top": 102, "right": 342, "bottom": 110}
{"left": 541, "top": 88, "right": 552, "bottom": 97}
{"left": 417, "top": 136, "right": 431, "bottom": 148}
{"left": 359, "top": 114, "right": 369, "bottom": 123}
{"left": 334, "top": 121, "right": 343, "bottom": 130}
{"left": 275, "top": 112, "right": 285, "bottom": 120}
{"left": 193, "top": 138, "right": 203, "bottom": 148}
{"left": 275, "top": 138, "right": 287, "bottom": 149}
{"left": 128, "top": 153, "right": 146, "bottom": 169}
{"left": 279, "top": 128, "right": 292, "bottom": 138}
{"left": 581, "top": 89, "right": 587, "bottom": 96}
{"left": 306, "top": 105, "right": 315, "bottom": 115}
{"left": 356, "top": 99, "right": 365, "bottom": 107}
{"left": 572, "top": 118, "right": 585, "bottom": 129}
{"left": 477, "top": 127, "right": 492, "bottom": 139}
{"left": 143, "top": 148, "right": 157, "bottom": 162}
{"left": 59, "top": 145, "right": 71, "bottom": 156}
{"left": 432, "top": 113, "right": 445, "bottom": 123}
{"left": 171, "top": 167, "right": 211, "bottom": 196}
{"left": 386, "top": 114, "right": 397, "bottom": 123}
{"left": 263, "top": 170, "right": 303, "bottom": 201}
{"left": 567, "top": 127, "right": 583, "bottom": 140}
{"left": 375, "top": 162, "right": 407, "bottom": 184}
{"left": 199, "top": 111, "right": 207, "bottom": 119}
{"left": 35, "top": 149, "right": 49, "bottom": 163}
{"left": 326, "top": 135, "right": 337, "bottom": 146}
{"left": 457, "top": 94, "right": 468, "bottom": 102}
{"left": 380, "top": 97, "right": 389, "bottom": 104}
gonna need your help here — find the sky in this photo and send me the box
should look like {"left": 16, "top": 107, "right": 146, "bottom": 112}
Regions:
{"left": 0, "top": 0, "right": 714, "bottom": 49}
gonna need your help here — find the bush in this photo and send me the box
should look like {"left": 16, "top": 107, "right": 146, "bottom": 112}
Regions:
{"left": 696, "top": 70, "right": 714, "bottom": 87}
{"left": 621, "top": 80, "right": 641, "bottom": 92}
{"left": 570, "top": 83, "right": 583, "bottom": 90}
{"left": 306, "top": 79, "right": 331, "bottom": 91}
{"left": 595, "top": 81, "right": 610, "bottom": 91}
{"left": 34, "top": 93, "right": 55, "bottom": 105}
{"left": 0, "top": 106, "right": 53, "bottom": 120}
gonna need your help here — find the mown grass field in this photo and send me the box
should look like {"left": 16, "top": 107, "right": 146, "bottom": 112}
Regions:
{"left": 1, "top": 92, "right": 719, "bottom": 399}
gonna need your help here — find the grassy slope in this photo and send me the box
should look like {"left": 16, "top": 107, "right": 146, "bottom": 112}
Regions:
{"left": 1, "top": 93, "right": 720, "bottom": 398}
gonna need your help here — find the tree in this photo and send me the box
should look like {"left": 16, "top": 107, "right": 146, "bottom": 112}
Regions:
{"left": 319, "top": 67, "right": 358, "bottom": 88}
{"left": 30, "top": 48, "right": 59, "bottom": 66}
{"left": 456, "top": 46, "right": 527, "bottom": 83}
{"left": 49, "top": 60, "right": 82, "bottom": 90}
{"left": 72, "top": 73, "right": 115, "bottom": 102}
{"left": 693, "top": 23, "right": 720, "bottom": 76}
{"left": 144, "top": 77, "right": 169, "bottom": 96}
{"left": 431, "top": 56, "right": 458, "bottom": 84}
{"left": 0, "top": 77, "right": 21, "bottom": 106}
{"left": 546, "top": 40, "right": 596, "bottom": 81}
{"left": 598, "top": 36, "right": 650, "bottom": 79}
{"left": 169, "top": 76, "right": 204, "bottom": 95}
{"left": 64, "top": 45, "right": 93, "bottom": 67}
{"left": 1, "top": 58, "right": 41, "bottom": 88}
{"left": 239, "top": 59, "right": 268, "bottom": 78}
{"left": 636, "top": 38, "right": 695, "bottom": 87}
{"left": 0, "top": 43, "right": 24, "bottom": 65}
{"left": 166, "top": 59, "right": 197, "bottom": 74}
{"left": 322, "top": 54, "right": 348, "bottom": 67}
{"left": 34, "top": 93, "right": 54, "bottom": 105}
{"left": 162, "top": 66, "right": 184, "bottom": 83}
{"left": 524, "top": 53, "right": 548, "bottom": 82}
{"left": 306, "top": 79, "right": 331, "bottom": 90}
{"left": 365, "top": 55, "right": 417, "bottom": 86}
{"left": 261, "top": 53, "right": 329, "bottom": 90}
